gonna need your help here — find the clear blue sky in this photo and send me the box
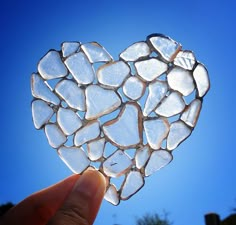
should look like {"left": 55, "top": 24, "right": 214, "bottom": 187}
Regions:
{"left": 0, "top": 1, "right": 235, "bottom": 225}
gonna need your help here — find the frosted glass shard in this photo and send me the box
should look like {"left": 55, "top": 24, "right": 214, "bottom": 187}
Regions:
{"left": 167, "top": 67, "right": 195, "bottom": 96}
{"left": 120, "top": 42, "right": 151, "bottom": 61}
{"left": 167, "top": 121, "right": 192, "bottom": 150}
{"left": 31, "top": 73, "right": 60, "bottom": 105}
{"left": 97, "top": 61, "right": 130, "bottom": 88}
{"left": 103, "top": 150, "right": 132, "bottom": 177}
{"left": 55, "top": 80, "right": 85, "bottom": 111}
{"left": 104, "top": 185, "right": 120, "bottom": 205}
{"left": 148, "top": 34, "right": 182, "bottom": 61}
{"left": 38, "top": 51, "right": 68, "bottom": 80}
{"left": 123, "top": 76, "right": 145, "bottom": 100}
{"left": 121, "top": 171, "right": 144, "bottom": 200}
{"left": 81, "top": 42, "right": 112, "bottom": 63}
{"left": 135, "top": 58, "right": 167, "bottom": 81}
{"left": 74, "top": 121, "right": 100, "bottom": 146}
{"left": 143, "top": 80, "right": 168, "bottom": 116}
{"left": 103, "top": 103, "right": 142, "bottom": 148}
{"left": 87, "top": 138, "right": 105, "bottom": 161}
{"left": 62, "top": 42, "right": 80, "bottom": 58}
{"left": 58, "top": 146, "right": 90, "bottom": 174}
{"left": 155, "top": 92, "right": 185, "bottom": 117}
{"left": 57, "top": 107, "right": 82, "bottom": 136}
{"left": 145, "top": 150, "right": 172, "bottom": 176}
{"left": 174, "top": 51, "right": 196, "bottom": 70}
{"left": 181, "top": 99, "right": 202, "bottom": 127}
{"left": 193, "top": 63, "right": 210, "bottom": 97}
{"left": 45, "top": 124, "right": 66, "bottom": 148}
{"left": 65, "top": 52, "right": 95, "bottom": 85}
{"left": 32, "top": 100, "right": 54, "bottom": 129}
{"left": 144, "top": 118, "right": 170, "bottom": 150}
{"left": 85, "top": 85, "right": 121, "bottom": 120}
{"left": 135, "top": 146, "right": 151, "bottom": 169}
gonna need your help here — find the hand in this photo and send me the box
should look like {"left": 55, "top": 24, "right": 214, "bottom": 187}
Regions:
{"left": 0, "top": 169, "right": 106, "bottom": 225}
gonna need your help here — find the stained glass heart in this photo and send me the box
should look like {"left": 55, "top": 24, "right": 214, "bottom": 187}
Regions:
{"left": 31, "top": 33, "right": 210, "bottom": 205}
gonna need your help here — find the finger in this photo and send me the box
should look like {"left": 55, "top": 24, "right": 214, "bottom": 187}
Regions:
{"left": 1, "top": 174, "right": 79, "bottom": 225}
{"left": 47, "top": 169, "right": 106, "bottom": 225}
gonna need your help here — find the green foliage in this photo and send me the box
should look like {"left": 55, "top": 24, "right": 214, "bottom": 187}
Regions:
{"left": 136, "top": 212, "right": 172, "bottom": 225}
{"left": 0, "top": 202, "right": 14, "bottom": 216}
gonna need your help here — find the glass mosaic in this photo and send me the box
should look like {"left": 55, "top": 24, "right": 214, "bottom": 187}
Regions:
{"left": 31, "top": 33, "right": 210, "bottom": 205}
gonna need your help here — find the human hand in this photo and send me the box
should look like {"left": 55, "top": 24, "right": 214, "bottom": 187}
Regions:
{"left": 0, "top": 169, "right": 106, "bottom": 225}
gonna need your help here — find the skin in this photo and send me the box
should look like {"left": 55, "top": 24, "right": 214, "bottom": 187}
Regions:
{"left": 0, "top": 169, "right": 106, "bottom": 225}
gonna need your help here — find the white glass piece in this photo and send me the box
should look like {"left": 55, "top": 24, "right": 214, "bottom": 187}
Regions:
{"left": 145, "top": 150, "right": 172, "bottom": 176}
{"left": 167, "top": 67, "right": 195, "bottom": 96}
{"left": 81, "top": 42, "right": 112, "bottom": 63}
{"left": 103, "top": 103, "right": 142, "bottom": 148}
{"left": 85, "top": 85, "right": 121, "bottom": 120}
{"left": 143, "top": 80, "right": 168, "bottom": 116}
{"left": 65, "top": 52, "right": 95, "bottom": 85}
{"left": 135, "top": 58, "right": 167, "bottom": 81}
{"left": 104, "top": 185, "right": 120, "bottom": 205}
{"left": 174, "top": 51, "right": 196, "bottom": 70}
{"left": 97, "top": 61, "right": 130, "bottom": 88}
{"left": 62, "top": 42, "right": 80, "bottom": 58}
{"left": 148, "top": 34, "right": 181, "bottom": 61}
{"left": 121, "top": 171, "right": 144, "bottom": 200}
{"left": 32, "top": 100, "right": 54, "bottom": 129}
{"left": 57, "top": 107, "right": 82, "bottom": 136}
{"left": 38, "top": 50, "right": 67, "bottom": 80}
{"left": 181, "top": 99, "right": 202, "bottom": 127}
{"left": 31, "top": 73, "right": 60, "bottom": 105}
{"left": 45, "top": 124, "right": 66, "bottom": 148}
{"left": 155, "top": 92, "right": 185, "bottom": 117}
{"left": 55, "top": 80, "right": 85, "bottom": 111}
{"left": 123, "top": 76, "right": 145, "bottom": 100}
{"left": 144, "top": 118, "right": 170, "bottom": 150}
{"left": 120, "top": 42, "right": 151, "bottom": 61}
{"left": 74, "top": 121, "right": 100, "bottom": 146}
{"left": 193, "top": 63, "right": 210, "bottom": 97}
{"left": 87, "top": 138, "right": 105, "bottom": 161}
{"left": 103, "top": 150, "right": 132, "bottom": 177}
{"left": 135, "top": 146, "right": 150, "bottom": 169}
{"left": 167, "top": 121, "right": 191, "bottom": 150}
{"left": 58, "top": 146, "right": 90, "bottom": 174}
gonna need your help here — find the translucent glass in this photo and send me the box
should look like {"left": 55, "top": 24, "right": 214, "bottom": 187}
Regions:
{"left": 81, "top": 42, "right": 112, "bottom": 63}
{"left": 31, "top": 33, "right": 209, "bottom": 205}
{"left": 193, "top": 63, "right": 210, "bottom": 97}
{"left": 97, "top": 61, "right": 130, "bottom": 88}
{"left": 38, "top": 50, "right": 68, "bottom": 80}
{"left": 123, "top": 76, "right": 145, "bottom": 100}
{"left": 65, "top": 52, "right": 95, "bottom": 85}
{"left": 143, "top": 80, "right": 168, "bottom": 116}
{"left": 174, "top": 50, "right": 196, "bottom": 70}
{"left": 155, "top": 91, "right": 185, "bottom": 117}
{"left": 55, "top": 80, "right": 85, "bottom": 111}
{"left": 120, "top": 42, "right": 151, "bottom": 61}
{"left": 62, "top": 42, "right": 80, "bottom": 58}
{"left": 103, "top": 150, "right": 132, "bottom": 177}
{"left": 167, "top": 67, "right": 195, "bottom": 96}
{"left": 102, "top": 103, "right": 142, "bottom": 148}
{"left": 32, "top": 100, "right": 54, "bottom": 129}
{"left": 74, "top": 121, "right": 100, "bottom": 146}
{"left": 144, "top": 118, "right": 170, "bottom": 150}
{"left": 85, "top": 85, "right": 121, "bottom": 120}
{"left": 135, "top": 58, "right": 167, "bottom": 81}
{"left": 148, "top": 34, "right": 182, "bottom": 61}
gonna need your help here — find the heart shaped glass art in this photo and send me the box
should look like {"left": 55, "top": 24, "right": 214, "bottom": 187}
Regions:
{"left": 31, "top": 33, "right": 210, "bottom": 205}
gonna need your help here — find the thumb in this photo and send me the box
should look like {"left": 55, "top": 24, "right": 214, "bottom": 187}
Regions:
{"left": 47, "top": 169, "right": 106, "bottom": 225}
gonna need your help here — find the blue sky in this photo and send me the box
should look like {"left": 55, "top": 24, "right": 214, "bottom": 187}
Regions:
{"left": 0, "top": 1, "right": 235, "bottom": 225}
